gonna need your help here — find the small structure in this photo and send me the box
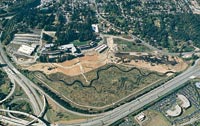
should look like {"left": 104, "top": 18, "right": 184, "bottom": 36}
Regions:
{"left": 182, "top": 53, "right": 193, "bottom": 59}
{"left": 177, "top": 94, "right": 190, "bottom": 109}
{"left": 195, "top": 82, "right": 200, "bottom": 89}
{"left": 18, "top": 45, "right": 35, "bottom": 55}
{"left": 78, "top": 45, "right": 91, "bottom": 50}
{"left": 45, "top": 43, "right": 54, "bottom": 49}
{"left": 136, "top": 112, "right": 146, "bottom": 122}
{"left": 95, "top": 44, "right": 108, "bottom": 53}
{"left": 92, "top": 24, "right": 99, "bottom": 33}
{"left": 166, "top": 104, "right": 182, "bottom": 117}
{"left": 78, "top": 42, "right": 97, "bottom": 50}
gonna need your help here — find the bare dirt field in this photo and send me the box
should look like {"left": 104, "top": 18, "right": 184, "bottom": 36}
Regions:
{"left": 25, "top": 51, "right": 107, "bottom": 76}
{"left": 25, "top": 44, "right": 188, "bottom": 77}
{"left": 128, "top": 57, "right": 187, "bottom": 74}
{"left": 116, "top": 55, "right": 188, "bottom": 74}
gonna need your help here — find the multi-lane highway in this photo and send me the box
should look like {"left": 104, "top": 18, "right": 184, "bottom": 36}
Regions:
{"left": 0, "top": 32, "right": 47, "bottom": 126}
{"left": 0, "top": 109, "right": 46, "bottom": 126}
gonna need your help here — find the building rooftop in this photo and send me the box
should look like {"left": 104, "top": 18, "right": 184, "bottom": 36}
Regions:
{"left": 195, "top": 82, "right": 200, "bottom": 89}
{"left": 166, "top": 104, "right": 182, "bottom": 117}
{"left": 18, "top": 45, "right": 35, "bottom": 55}
{"left": 45, "top": 43, "right": 54, "bottom": 48}
{"left": 177, "top": 94, "right": 190, "bottom": 109}
{"left": 58, "top": 44, "right": 77, "bottom": 53}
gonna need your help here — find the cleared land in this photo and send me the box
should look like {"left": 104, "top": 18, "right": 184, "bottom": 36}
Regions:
{"left": 128, "top": 56, "right": 187, "bottom": 73}
{"left": 115, "top": 54, "right": 188, "bottom": 73}
{"left": 114, "top": 38, "right": 151, "bottom": 52}
{"left": 26, "top": 51, "right": 107, "bottom": 76}
{"left": 26, "top": 50, "right": 187, "bottom": 77}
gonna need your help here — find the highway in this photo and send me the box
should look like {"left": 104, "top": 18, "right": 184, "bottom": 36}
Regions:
{"left": 0, "top": 32, "right": 42, "bottom": 115}
{"left": 0, "top": 32, "right": 48, "bottom": 125}
{"left": 0, "top": 56, "right": 41, "bottom": 114}
{"left": 0, "top": 109, "right": 46, "bottom": 126}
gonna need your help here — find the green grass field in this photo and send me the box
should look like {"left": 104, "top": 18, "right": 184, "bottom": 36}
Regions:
{"left": 72, "top": 40, "right": 90, "bottom": 46}
{"left": 28, "top": 64, "right": 168, "bottom": 107}
{"left": 114, "top": 38, "right": 151, "bottom": 52}
{"left": 46, "top": 100, "right": 88, "bottom": 123}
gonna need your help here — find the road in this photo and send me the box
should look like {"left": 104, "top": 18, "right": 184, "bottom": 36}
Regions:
{"left": 0, "top": 52, "right": 42, "bottom": 115}
{"left": 0, "top": 109, "right": 46, "bottom": 126}
{"left": 0, "top": 32, "right": 45, "bottom": 116}
{"left": 0, "top": 32, "right": 48, "bottom": 125}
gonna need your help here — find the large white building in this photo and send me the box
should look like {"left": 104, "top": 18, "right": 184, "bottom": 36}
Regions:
{"left": 177, "top": 94, "right": 190, "bottom": 109}
{"left": 18, "top": 45, "right": 35, "bottom": 55}
{"left": 166, "top": 104, "right": 182, "bottom": 117}
{"left": 58, "top": 44, "right": 77, "bottom": 54}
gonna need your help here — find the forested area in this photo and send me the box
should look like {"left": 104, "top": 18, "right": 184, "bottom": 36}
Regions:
{"left": 133, "top": 14, "right": 200, "bottom": 52}
{"left": 1, "top": 0, "right": 97, "bottom": 45}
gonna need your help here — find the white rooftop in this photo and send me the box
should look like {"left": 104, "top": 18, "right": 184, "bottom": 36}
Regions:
{"left": 92, "top": 24, "right": 99, "bottom": 33}
{"left": 177, "top": 94, "right": 190, "bottom": 109}
{"left": 45, "top": 43, "right": 54, "bottom": 48}
{"left": 195, "top": 82, "right": 200, "bottom": 89}
{"left": 136, "top": 113, "right": 145, "bottom": 122}
{"left": 18, "top": 45, "right": 35, "bottom": 55}
{"left": 58, "top": 44, "right": 77, "bottom": 53}
{"left": 166, "top": 104, "right": 182, "bottom": 117}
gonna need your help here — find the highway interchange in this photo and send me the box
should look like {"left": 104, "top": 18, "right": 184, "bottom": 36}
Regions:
{"left": 1, "top": 30, "right": 200, "bottom": 126}
{"left": 0, "top": 32, "right": 47, "bottom": 126}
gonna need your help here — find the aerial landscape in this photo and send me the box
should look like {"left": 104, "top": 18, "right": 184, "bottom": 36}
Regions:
{"left": 0, "top": 0, "right": 200, "bottom": 126}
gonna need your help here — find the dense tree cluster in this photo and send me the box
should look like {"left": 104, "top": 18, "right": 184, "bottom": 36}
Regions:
{"left": 133, "top": 14, "right": 200, "bottom": 52}
{"left": 1, "top": 0, "right": 97, "bottom": 45}
{"left": 98, "top": 0, "right": 199, "bottom": 52}
{"left": 56, "top": 21, "right": 96, "bottom": 45}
